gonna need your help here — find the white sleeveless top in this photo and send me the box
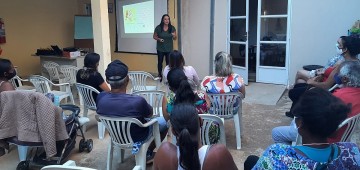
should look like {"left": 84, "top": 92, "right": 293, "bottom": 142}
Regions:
{"left": 176, "top": 145, "right": 210, "bottom": 170}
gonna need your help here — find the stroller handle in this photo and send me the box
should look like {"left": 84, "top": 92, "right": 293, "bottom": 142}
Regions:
{"left": 60, "top": 104, "right": 81, "bottom": 117}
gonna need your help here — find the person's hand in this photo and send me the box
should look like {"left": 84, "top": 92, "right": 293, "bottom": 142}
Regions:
{"left": 316, "top": 68, "right": 325, "bottom": 75}
{"left": 171, "top": 32, "right": 176, "bottom": 37}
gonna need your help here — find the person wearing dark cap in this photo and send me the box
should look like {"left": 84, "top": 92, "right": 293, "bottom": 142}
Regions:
{"left": 96, "top": 60, "right": 168, "bottom": 164}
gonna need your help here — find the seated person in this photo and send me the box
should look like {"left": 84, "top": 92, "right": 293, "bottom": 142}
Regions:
{"left": 201, "top": 51, "right": 245, "bottom": 97}
{"left": 294, "top": 36, "right": 346, "bottom": 84}
{"left": 328, "top": 61, "right": 360, "bottom": 142}
{"left": 153, "top": 103, "right": 238, "bottom": 170}
{"left": 96, "top": 60, "right": 168, "bottom": 163}
{"left": 162, "top": 50, "right": 200, "bottom": 88}
{"left": 287, "top": 36, "right": 360, "bottom": 117}
{"left": 0, "top": 58, "right": 16, "bottom": 92}
{"left": 162, "top": 68, "right": 209, "bottom": 121}
{"left": 76, "top": 53, "right": 110, "bottom": 100}
{"left": 246, "top": 87, "right": 360, "bottom": 169}
{"left": 273, "top": 61, "right": 360, "bottom": 144}
{"left": 0, "top": 58, "right": 16, "bottom": 156}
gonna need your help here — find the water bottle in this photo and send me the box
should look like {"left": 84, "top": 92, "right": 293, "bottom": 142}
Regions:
{"left": 54, "top": 95, "right": 60, "bottom": 106}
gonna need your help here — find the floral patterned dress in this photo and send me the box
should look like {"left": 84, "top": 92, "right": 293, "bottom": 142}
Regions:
{"left": 253, "top": 143, "right": 360, "bottom": 170}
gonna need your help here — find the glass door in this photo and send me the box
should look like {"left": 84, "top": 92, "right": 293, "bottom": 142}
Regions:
{"left": 228, "top": 0, "right": 249, "bottom": 84}
{"left": 256, "top": 0, "right": 290, "bottom": 84}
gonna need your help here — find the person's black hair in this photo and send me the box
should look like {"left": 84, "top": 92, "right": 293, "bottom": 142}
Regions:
{"left": 79, "top": 53, "right": 100, "bottom": 80}
{"left": 169, "top": 50, "right": 185, "bottom": 69}
{"left": 170, "top": 103, "right": 201, "bottom": 170}
{"left": 340, "top": 36, "right": 360, "bottom": 57}
{"left": 0, "top": 58, "right": 12, "bottom": 78}
{"left": 159, "top": 14, "right": 173, "bottom": 33}
{"left": 167, "top": 68, "right": 198, "bottom": 104}
{"left": 292, "top": 87, "right": 350, "bottom": 138}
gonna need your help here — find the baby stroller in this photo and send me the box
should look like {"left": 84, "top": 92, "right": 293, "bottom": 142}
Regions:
{"left": 12, "top": 104, "right": 93, "bottom": 170}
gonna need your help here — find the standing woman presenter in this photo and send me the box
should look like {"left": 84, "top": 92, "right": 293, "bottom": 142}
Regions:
{"left": 153, "top": 14, "right": 176, "bottom": 80}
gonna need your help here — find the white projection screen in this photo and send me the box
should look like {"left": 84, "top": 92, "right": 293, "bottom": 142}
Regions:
{"left": 116, "top": 0, "right": 167, "bottom": 54}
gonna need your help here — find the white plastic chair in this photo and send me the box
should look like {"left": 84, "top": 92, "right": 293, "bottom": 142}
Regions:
{"left": 41, "top": 160, "right": 96, "bottom": 170}
{"left": 338, "top": 113, "right": 360, "bottom": 142}
{"left": 292, "top": 113, "right": 360, "bottom": 145}
{"left": 9, "top": 75, "right": 36, "bottom": 91}
{"left": 29, "top": 75, "right": 74, "bottom": 104}
{"left": 128, "top": 71, "right": 160, "bottom": 93}
{"left": 59, "top": 65, "right": 79, "bottom": 86}
{"left": 199, "top": 114, "right": 226, "bottom": 146}
{"left": 75, "top": 83, "right": 105, "bottom": 139}
{"left": 43, "top": 61, "right": 64, "bottom": 82}
{"left": 99, "top": 116, "right": 161, "bottom": 170}
{"left": 132, "top": 90, "right": 165, "bottom": 117}
{"left": 207, "top": 92, "right": 243, "bottom": 149}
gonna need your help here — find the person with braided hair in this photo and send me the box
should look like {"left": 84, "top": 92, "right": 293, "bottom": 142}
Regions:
{"left": 162, "top": 68, "right": 210, "bottom": 121}
{"left": 153, "top": 103, "right": 237, "bottom": 170}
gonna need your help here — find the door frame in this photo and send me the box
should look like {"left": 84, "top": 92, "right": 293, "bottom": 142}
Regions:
{"left": 227, "top": 0, "right": 249, "bottom": 85}
{"left": 255, "top": 0, "right": 292, "bottom": 85}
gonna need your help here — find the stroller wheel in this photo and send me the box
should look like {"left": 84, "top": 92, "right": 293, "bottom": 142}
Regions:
{"left": 16, "top": 161, "right": 29, "bottom": 170}
{"left": 86, "top": 139, "right": 93, "bottom": 152}
{"left": 79, "top": 139, "right": 86, "bottom": 152}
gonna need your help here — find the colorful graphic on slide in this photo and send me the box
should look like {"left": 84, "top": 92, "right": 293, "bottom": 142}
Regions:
{"left": 122, "top": 0, "right": 154, "bottom": 34}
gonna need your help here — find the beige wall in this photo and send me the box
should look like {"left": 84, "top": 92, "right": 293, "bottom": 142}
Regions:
{"left": 0, "top": 0, "right": 77, "bottom": 77}
{"left": 181, "top": 0, "right": 211, "bottom": 79}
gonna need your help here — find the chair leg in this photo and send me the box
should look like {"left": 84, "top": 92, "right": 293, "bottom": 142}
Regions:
{"left": 107, "top": 141, "right": 114, "bottom": 170}
{"left": 234, "top": 114, "right": 241, "bottom": 150}
{"left": 17, "top": 145, "right": 28, "bottom": 161}
{"left": 136, "top": 140, "right": 151, "bottom": 170}
{"left": 82, "top": 108, "right": 89, "bottom": 132}
{"left": 98, "top": 122, "right": 106, "bottom": 139}
{"left": 120, "top": 149, "right": 125, "bottom": 163}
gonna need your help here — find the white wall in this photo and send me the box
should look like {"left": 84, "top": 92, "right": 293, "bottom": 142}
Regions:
{"left": 289, "top": 0, "right": 360, "bottom": 85}
{"left": 213, "top": 0, "right": 228, "bottom": 66}
{"left": 181, "top": 0, "right": 211, "bottom": 79}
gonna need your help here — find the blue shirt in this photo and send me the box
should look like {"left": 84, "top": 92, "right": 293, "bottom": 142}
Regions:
{"left": 96, "top": 92, "right": 152, "bottom": 142}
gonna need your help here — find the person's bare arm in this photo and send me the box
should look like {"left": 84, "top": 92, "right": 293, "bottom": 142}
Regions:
{"left": 153, "top": 142, "right": 177, "bottom": 170}
{"left": 307, "top": 66, "right": 338, "bottom": 90}
{"left": 202, "top": 144, "right": 238, "bottom": 170}
{"left": 204, "top": 93, "right": 211, "bottom": 109}
{"left": 171, "top": 31, "right": 177, "bottom": 40}
{"left": 153, "top": 32, "right": 163, "bottom": 42}
{"left": 239, "top": 85, "right": 246, "bottom": 98}
{"left": 162, "top": 97, "right": 170, "bottom": 121}
{"left": 99, "top": 82, "right": 110, "bottom": 92}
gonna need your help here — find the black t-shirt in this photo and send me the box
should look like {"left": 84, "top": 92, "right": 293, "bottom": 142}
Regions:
{"left": 76, "top": 69, "right": 105, "bottom": 100}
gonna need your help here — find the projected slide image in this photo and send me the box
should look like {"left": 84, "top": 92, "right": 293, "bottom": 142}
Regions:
{"left": 123, "top": 0, "right": 154, "bottom": 34}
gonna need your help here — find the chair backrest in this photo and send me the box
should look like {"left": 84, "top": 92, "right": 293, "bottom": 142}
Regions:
{"left": 199, "top": 114, "right": 226, "bottom": 146}
{"left": 338, "top": 113, "right": 360, "bottom": 142}
{"left": 128, "top": 71, "right": 155, "bottom": 92}
{"left": 29, "top": 75, "right": 52, "bottom": 94}
{"left": 75, "top": 83, "right": 99, "bottom": 110}
{"left": 9, "top": 75, "right": 24, "bottom": 89}
{"left": 43, "top": 61, "right": 61, "bottom": 81}
{"left": 99, "top": 116, "right": 145, "bottom": 148}
{"left": 132, "top": 90, "right": 165, "bottom": 117}
{"left": 59, "top": 65, "right": 79, "bottom": 85}
{"left": 207, "top": 92, "right": 243, "bottom": 119}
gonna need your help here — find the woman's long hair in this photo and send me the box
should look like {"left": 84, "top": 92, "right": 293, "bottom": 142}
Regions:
{"left": 159, "top": 14, "right": 173, "bottom": 33}
{"left": 167, "top": 68, "right": 198, "bottom": 104}
{"left": 79, "top": 53, "right": 100, "bottom": 80}
{"left": 171, "top": 103, "right": 201, "bottom": 170}
{"left": 169, "top": 50, "right": 185, "bottom": 69}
